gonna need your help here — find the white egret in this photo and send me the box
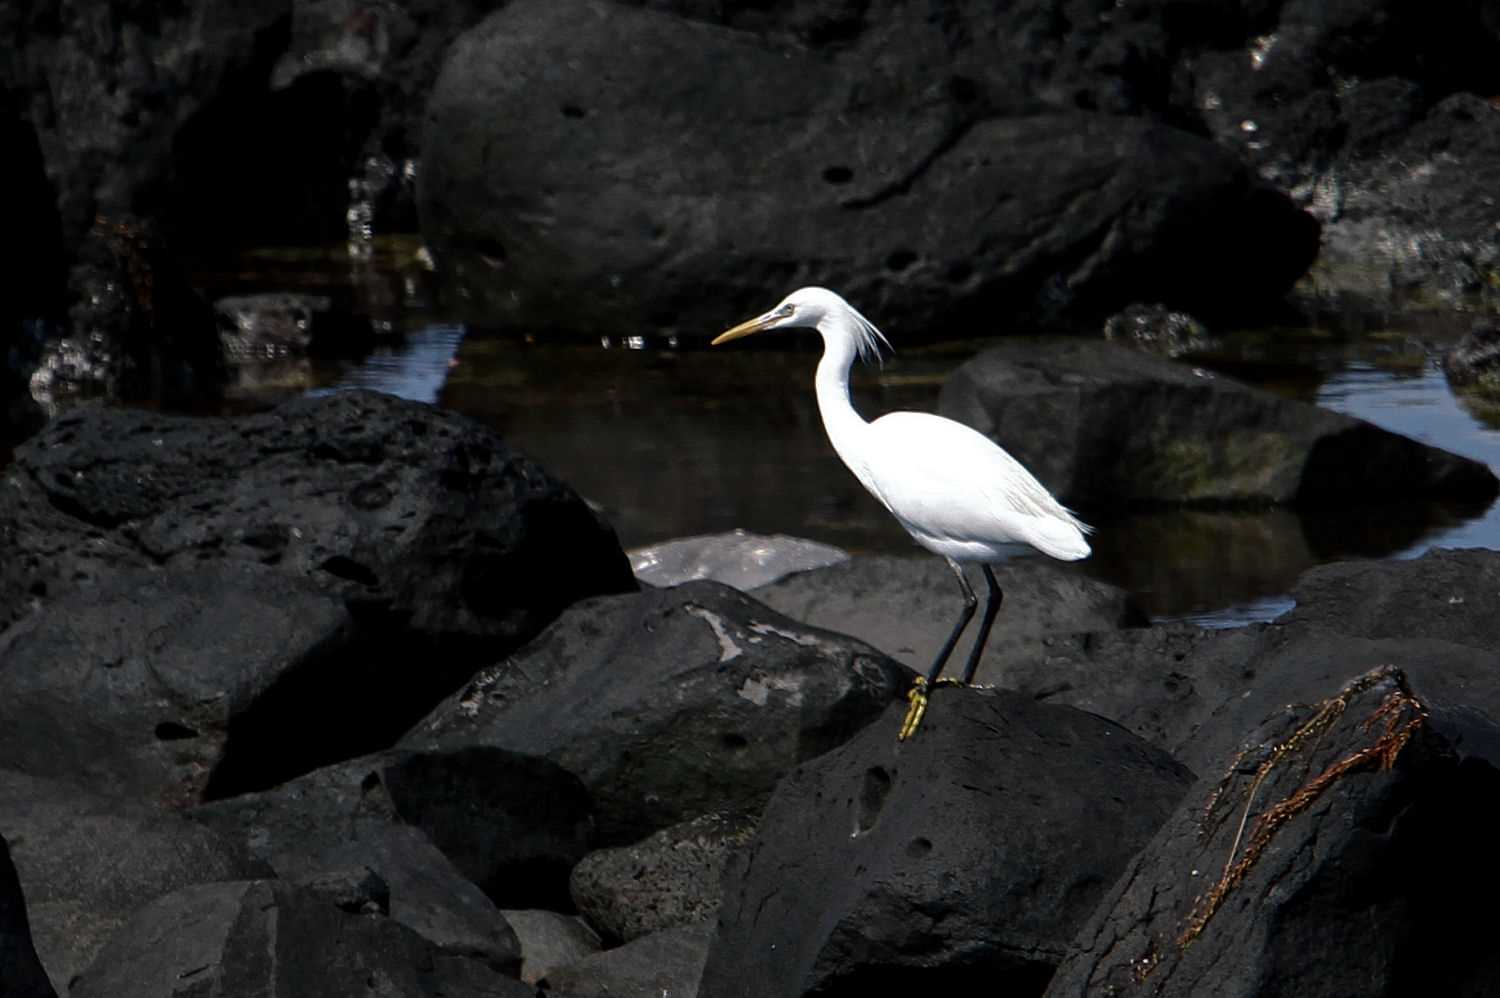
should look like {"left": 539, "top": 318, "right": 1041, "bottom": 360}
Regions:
{"left": 712, "top": 287, "right": 1091, "bottom": 740}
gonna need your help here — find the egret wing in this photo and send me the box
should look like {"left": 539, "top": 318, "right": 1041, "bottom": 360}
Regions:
{"left": 859, "top": 412, "right": 1090, "bottom": 560}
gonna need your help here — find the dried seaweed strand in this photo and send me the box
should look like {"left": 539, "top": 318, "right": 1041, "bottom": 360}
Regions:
{"left": 1175, "top": 667, "right": 1426, "bottom": 951}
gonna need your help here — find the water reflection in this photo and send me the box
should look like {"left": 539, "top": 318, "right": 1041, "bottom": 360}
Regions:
{"left": 143, "top": 246, "right": 1500, "bottom": 625}
{"left": 311, "top": 324, "right": 464, "bottom": 404}
{"left": 432, "top": 327, "right": 1497, "bottom": 625}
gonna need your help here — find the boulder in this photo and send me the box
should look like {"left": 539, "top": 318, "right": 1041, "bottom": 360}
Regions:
{"left": 0, "top": 391, "right": 635, "bottom": 791}
{"left": 192, "top": 744, "right": 591, "bottom": 917}
{"left": 69, "top": 880, "right": 533, "bottom": 998}
{"left": 753, "top": 555, "right": 1147, "bottom": 686}
{"left": 544, "top": 919, "right": 715, "bottom": 998}
{"left": 698, "top": 689, "right": 1194, "bottom": 998}
{"left": 406, "top": 580, "right": 914, "bottom": 846}
{"left": 419, "top": 0, "right": 1315, "bottom": 339}
{"left": 0, "top": 769, "right": 264, "bottom": 993}
{"left": 0, "top": 834, "right": 56, "bottom": 998}
{"left": 939, "top": 340, "right": 1499, "bottom": 509}
{"left": 1003, "top": 548, "right": 1500, "bottom": 780}
{"left": 500, "top": 909, "right": 601, "bottom": 985}
{"left": 1442, "top": 321, "right": 1500, "bottom": 392}
{"left": 0, "top": 562, "right": 359, "bottom": 804}
{"left": 629, "top": 530, "right": 849, "bottom": 591}
{"left": 570, "top": 810, "right": 757, "bottom": 943}
{"left": 1101, "top": 303, "right": 1214, "bottom": 358}
{"left": 1044, "top": 667, "right": 1500, "bottom": 997}
{"left": 216, "top": 292, "right": 381, "bottom": 361}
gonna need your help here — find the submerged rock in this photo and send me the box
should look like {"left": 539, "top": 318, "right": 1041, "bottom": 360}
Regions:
{"left": 940, "top": 340, "right": 1499, "bottom": 510}
{"left": 699, "top": 690, "right": 1193, "bottom": 998}
{"left": 405, "top": 580, "right": 913, "bottom": 846}
{"left": 1102, "top": 303, "right": 1215, "bottom": 357}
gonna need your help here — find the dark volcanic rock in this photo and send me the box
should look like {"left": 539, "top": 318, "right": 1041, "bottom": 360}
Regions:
{"left": 0, "top": 834, "right": 56, "bottom": 998}
{"left": 1275, "top": 547, "right": 1500, "bottom": 652}
{"left": 754, "top": 555, "right": 1146, "bottom": 687}
{"left": 1442, "top": 321, "right": 1500, "bottom": 391}
{"left": 193, "top": 744, "right": 590, "bottom": 922}
{"left": 419, "top": 0, "right": 1314, "bottom": 338}
{"left": 0, "top": 769, "right": 264, "bottom": 993}
{"left": 0, "top": 391, "right": 634, "bottom": 718}
{"left": 545, "top": 919, "right": 715, "bottom": 998}
{"left": 570, "top": 810, "right": 757, "bottom": 943}
{"left": 993, "top": 547, "right": 1500, "bottom": 787}
{"left": 1044, "top": 668, "right": 1500, "bottom": 998}
{"left": 1102, "top": 303, "right": 1214, "bottom": 358}
{"left": 406, "top": 580, "right": 914, "bottom": 846}
{"left": 0, "top": 563, "right": 357, "bottom": 804}
{"left": 1165, "top": 549, "right": 1500, "bottom": 776}
{"left": 216, "top": 292, "right": 380, "bottom": 361}
{"left": 940, "top": 339, "right": 1499, "bottom": 510}
{"left": 500, "top": 909, "right": 601, "bottom": 985}
{"left": 69, "top": 880, "right": 532, "bottom": 998}
{"left": 699, "top": 690, "right": 1194, "bottom": 998}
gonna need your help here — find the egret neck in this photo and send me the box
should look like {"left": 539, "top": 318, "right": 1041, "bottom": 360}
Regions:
{"left": 813, "top": 316, "right": 872, "bottom": 482}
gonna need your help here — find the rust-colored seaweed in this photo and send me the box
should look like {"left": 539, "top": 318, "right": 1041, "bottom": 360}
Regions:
{"left": 1175, "top": 666, "right": 1427, "bottom": 951}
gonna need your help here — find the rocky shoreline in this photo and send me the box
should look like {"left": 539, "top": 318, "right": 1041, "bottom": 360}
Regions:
{"left": 0, "top": 385, "right": 1497, "bottom": 996}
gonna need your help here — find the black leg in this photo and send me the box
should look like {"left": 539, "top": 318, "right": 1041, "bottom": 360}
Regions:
{"left": 924, "top": 558, "right": 977, "bottom": 686}
{"left": 957, "top": 565, "right": 1002, "bottom": 686}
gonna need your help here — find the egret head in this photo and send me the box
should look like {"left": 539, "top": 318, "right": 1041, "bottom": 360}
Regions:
{"left": 712, "top": 287, "right": 890, "bottom": 362}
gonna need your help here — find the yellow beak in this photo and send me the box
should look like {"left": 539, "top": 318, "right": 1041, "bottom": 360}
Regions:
{"left": 711, "top": 312, "right": 780, "bottom": 346}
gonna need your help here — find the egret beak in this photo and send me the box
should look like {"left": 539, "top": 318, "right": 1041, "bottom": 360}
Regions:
{"left": 712, "top": 311, "right": 781, "bottom": 346}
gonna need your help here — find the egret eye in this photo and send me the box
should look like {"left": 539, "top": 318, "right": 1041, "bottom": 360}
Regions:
{"left": 777, "top": 304, "right": 795, "bottom": 318}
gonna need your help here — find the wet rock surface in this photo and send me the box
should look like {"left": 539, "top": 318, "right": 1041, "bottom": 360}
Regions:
{"left": 941, "top": 339, "right": 1500, "bottom": 510}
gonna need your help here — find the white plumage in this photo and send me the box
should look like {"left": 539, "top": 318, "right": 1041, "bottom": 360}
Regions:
{"left": 713, "top": 286, "right": 1091, "bottom": 739}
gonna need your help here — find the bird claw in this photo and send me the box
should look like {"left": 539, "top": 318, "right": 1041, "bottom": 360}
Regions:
{"left": 898, "top": 677, "right": 969, "bottom": 741}
{"left": 898, "top": 678, "right": 929, "bottom": 741}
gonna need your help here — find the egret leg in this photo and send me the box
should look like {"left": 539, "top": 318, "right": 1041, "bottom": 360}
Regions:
{"left": 899, "top": 558, "right": 976, "bottom": 741}
{"left": 957, "top": 565, "right": 1002, "bottom": 686}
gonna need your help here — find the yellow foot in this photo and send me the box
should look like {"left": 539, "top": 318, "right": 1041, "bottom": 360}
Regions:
{"left": 898, "top": 678, "right": 928, "bottom": 741}
{"left": 898, "top": 678, "right": 966, "bottom": 741}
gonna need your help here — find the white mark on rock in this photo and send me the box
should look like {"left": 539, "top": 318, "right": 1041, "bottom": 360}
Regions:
{"left": 748, "top": 621, "right": 826, "bottom": 649}
{"left": 737, "top": 674, "right": 805, "bottom": 708}
{"left": 685, "top": 604, "right": 742, "bottom": 662}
